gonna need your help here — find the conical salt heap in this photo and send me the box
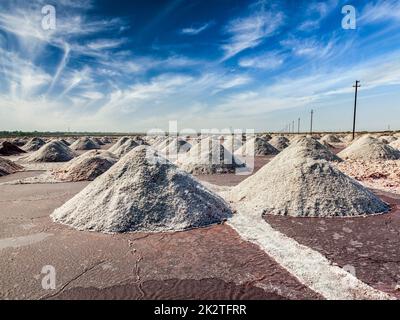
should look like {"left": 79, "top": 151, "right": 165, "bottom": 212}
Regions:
{"left": 285, "top": 137, "right": 342, "bottom": 162}
{"left": 235, "top": 137, "right": 279, "bottom": 156}
{"left": 52, "top": 150, "right": 117, "bottom": 182}
{"left": 389, "top": 139, "right": 400, "bottom": 150}
{"left": 70, "top": 137, "right": 100, "bottom": 151}
{"left": 0, "top": 157, "right": 23, "bottom": 176}
{"left": 107, "top": 136, "right": 130, "bottom": 153}
{"left": 177, "top": 137, "right": 245, "bottom": 174}
{"left": 51, "top": 146, "right": 231, "bottom": 233}
{"left": 0, "top": 142, "right": 26, "bottom": 156}
{"left": 25, "top": 141, "right": 75, "bottom": 162}
{"left": 269, "top": 136, "right": 289, "bottom": 151}
{"left": 320, "top": 134, "right": 342, "bottom": 145}
{"left": 338, "top": 135, "right": 400, "bottom": 161}
{"left": 112, "top": 139, "right": 139, "bottom": 158}
{"left": 22, "top": 137, "right": 46, "bottom": 152}
{"left": 229, "top": 148, "right": 389, "bottom": 217}
{"left": 92, "top": 137, "right": 105, "bottom": 146}
{"left": 222, "top": 135, "right": 243, "bottom": 152}
{"left": 379, "top": 135, "right": 397, "bottom": 144}
{"left": 161, "top": 138, "right": 192, "bottom": 155}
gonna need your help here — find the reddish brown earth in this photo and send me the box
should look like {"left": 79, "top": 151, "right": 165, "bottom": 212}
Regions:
{"left": 264, "top": 191, "right": 400, "bottom": 298}
{"left": 0, "top": 168, "right": 320, "bottom": 300}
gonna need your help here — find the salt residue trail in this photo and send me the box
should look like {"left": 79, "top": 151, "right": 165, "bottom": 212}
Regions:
{"left": 225, "top": 202, "right": 393, "bottom": 300}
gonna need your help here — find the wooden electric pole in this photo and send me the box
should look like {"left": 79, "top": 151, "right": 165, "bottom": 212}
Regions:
{"left": 310, "top": 109, "right": 314, "bottom": 135}
{"left": 352, "top": 80, "right": 361, "bottom": 140}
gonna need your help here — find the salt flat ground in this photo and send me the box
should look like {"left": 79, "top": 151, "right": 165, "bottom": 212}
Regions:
{"left": 0, "top": 147, "right": 399, "bottom": 299}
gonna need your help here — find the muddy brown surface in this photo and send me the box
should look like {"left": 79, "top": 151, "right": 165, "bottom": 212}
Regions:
{"left": 0, "top": 171, "right": 320, "bottom": 300}
{"left": 54, "top": 278, "right": 286, "bottom": 300}
{"left": 264, "top": 190, "right": 400, "bottom": 298}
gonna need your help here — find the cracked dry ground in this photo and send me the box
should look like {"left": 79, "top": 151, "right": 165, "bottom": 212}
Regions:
{"left": 0, "top": 171, "right": 320, "bottom": 300}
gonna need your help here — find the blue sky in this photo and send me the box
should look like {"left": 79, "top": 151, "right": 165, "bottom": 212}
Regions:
{"left": 0, "top": 0, "right": 399, "bottom": 132}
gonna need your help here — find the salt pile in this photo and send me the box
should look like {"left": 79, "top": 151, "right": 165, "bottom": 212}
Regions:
{"left": 22, "top": 137, "right": 46, "bottom": 152}
{"left": 177, "top": 137, "right": 245, "bottom": 174}
{"left": 261, "top": 134, "right": 272, "bottom": 141}
{"left": 379, "top": 135, "right": 397, "bottom": 144}
{"left": 222, "top": 135, "right": 243, "bottom": 152}
{"left": 229, "top": 150, "right": 389, "bottom": 217}
{"left": 51, "top": 146, "right": 231, "bottom": 233}
{"left": 320, "top": 134, "right": 342, "bottom": 144}
{"left": 70, "top": 137, "right": 100, "bottom": 151}
{"left": 108, "top": 137, "right": 130, "bottom": 153}
{"left": 161, "top": 138, "right": 192, "bottom": 155}
{"left": 11, "top": 138, "right": 26, "bottom": 146}
{"left": 0, "top": 157, "right": 23, "bottom": 176}
{"left": 25, "top": 141, "right": 75, "bottom": 162}
{"left": 52, "top": 150, "right": 117, "bottom": 182}
{"left": 285, "top": 137, "right": 342, "bottom": 162}
{"left": 338, "top": 135, "right": 400, "bottom": 161}
{"left": 101, "top": 137, "right": 111, "bottom": 144}
{"left": 112, "top": 139, "right": 139, "bottom": 158}
{"left": 0, "top": 142, "right": 26, "bottom": 156}
{"left": 235, "top": 137, "right": 279, "bottom": 156}
{"left": 92, "top": 137, "right": 105, "bottom": 146}
{"left": 58, "top": 139, "right": 71, "bottom": 146}
{"left": 389, "top": 139, "right": 400, "bottom": 150}
{"left": 269, "top": 136, "right": 289, "bottom": 151}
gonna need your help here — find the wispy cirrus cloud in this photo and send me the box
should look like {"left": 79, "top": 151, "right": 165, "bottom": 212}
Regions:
{"left": 238, "top": 51, "right": 285, "bottom": 69}
{"left": 221, "top": 9, "right": 285, "bottom": 61}
{"left": 360, "top": 0, "right": 400, "bottom": 24}
{"left": 181, "top": 22, "right": 212, "bottom": 35}
{"left": 298, "top": 0, "right": 338, "bottom": 31}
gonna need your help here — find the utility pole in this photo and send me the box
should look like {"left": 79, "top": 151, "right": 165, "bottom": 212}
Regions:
{"left": 298, "top": 118, "right": 300, "bottom": 134}
{"left": 310, "top": 109, "right": 314, "bottom": 135}
{"left": 352, "top": 80, "right": 361, "bottom": 140}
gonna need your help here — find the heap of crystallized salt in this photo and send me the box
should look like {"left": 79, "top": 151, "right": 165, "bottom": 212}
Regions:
{"left": 51, "top": 146, "right": 231, "bottom": 233}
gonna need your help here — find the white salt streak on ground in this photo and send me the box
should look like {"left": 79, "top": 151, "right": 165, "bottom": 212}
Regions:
{"left": 225, "top": 203, "right": 392, "bottom": 300}
{"left": 0, "top": 233, "right": 53, "bottom": 250}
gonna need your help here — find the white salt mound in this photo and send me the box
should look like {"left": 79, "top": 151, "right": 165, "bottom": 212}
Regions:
{"left": 379, "top": 135, "right": 397, "bottom": 144}
{"left": 161, "top": 138, "right": 192, "bottom": 155}
{"left": 0, "top": 157, "right": 23, "bottom": 176}
{"left": 107, "top": 136, "right": 130, "bottom": 153}
{"left": 51, "top": 146, "right": 231, "bottom": 233}
{"left": 177, "top": 138, "right": 245, "bottom": 174}
{"left": 70, "top": 137, "right": 100, "bottom": 150}
{"left": 320, "top": 134, "right": 342, "bottom": 144}
{"left": 389, "top": 139, "right": 400, "bottom": 150}
{"left": 22, "top": 137, "right": 46, "bottom": 151}
{"left": 25, "top": 141, "right": 75, "bottom": 162}
{"left": 229, "top": 152, "right": 389, "bottom": 217}
{"left": 52, "top": 150, "right": 117, "bottom": 182}
{"left": 222, "top": 135, "right": 243, "bottom": 152}
{"left": 112, "top": 139, "right": 139, "bottom": 158}
{"left": 338, "top": 135, "right": 400, "bottom": 161}
{"left": 235, "top": 137, "right": 279, "bottom": 156}
{"left": 285, "top": 137, "right": 342, "bottom": 162}
{"left": 269, "top": 136, "right": 289, "bottom": 151}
